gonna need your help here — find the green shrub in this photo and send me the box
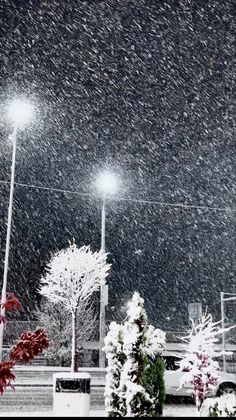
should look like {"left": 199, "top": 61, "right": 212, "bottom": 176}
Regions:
{"left": 141, "top": 354, "right": 165, "bottom": 417}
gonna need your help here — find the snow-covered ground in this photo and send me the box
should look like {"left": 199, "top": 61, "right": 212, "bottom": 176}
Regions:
{"left": 163, "top": 404, "right": 197, "bottom": 417}
{"left": 0, "top": 404, "right": 198, "bottom": 417}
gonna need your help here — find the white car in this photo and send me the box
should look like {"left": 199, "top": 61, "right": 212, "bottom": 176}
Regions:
{"left": 164, "top": 356, "right": 236, "bottom": 398}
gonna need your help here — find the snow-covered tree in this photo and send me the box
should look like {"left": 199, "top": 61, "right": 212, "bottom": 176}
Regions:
{"left": 178, "top": 313, "right": 234, "bottom": 413}
{"left": 120, "top": 292, "right": 165, "bottom": 417}
{"left": 39, "top": 241, "right": 111, "bottom": 372}
{"left": 104, "top": 292, "right": 166, "bottom": 417}
{"left": 34, "top": 297, "right": 97, "bottom": 366}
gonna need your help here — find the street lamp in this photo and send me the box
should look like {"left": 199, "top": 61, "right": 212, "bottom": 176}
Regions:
{"left": 8, "top": 99, "right": 34, "bottom": 126}
{"left": 220, "top": 291, "right": 236, "bottom": 371}
{"left": 96, "top": 172, "right": 117, "bottom": 367}
{"left": 0, "top": 99, "right": 33, "bottom": 361}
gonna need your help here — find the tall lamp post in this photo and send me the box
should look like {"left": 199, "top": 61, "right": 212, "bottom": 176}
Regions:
{"left": 220, "top": 291, "right": 236, "bottom": 371}
{"left": 97, "top": 172, "right": 117, "bottom": 367}
{"left": 0, "top": 99, "right": 33, "bottom": 361}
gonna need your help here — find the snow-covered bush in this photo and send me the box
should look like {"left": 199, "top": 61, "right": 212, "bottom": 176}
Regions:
{"left": 200, "top": 394, "right": 236, "bottom": 417}
{"left": 39, "top": 240, "right": 111, "bottom": 372}
{"left": 178, "top": 313, "right": 234, "bottom": 413}
{"left": 104, "top": 292, "right": 166, "bottom": 417}
{"left": 104, "top": 321, "right": 126, "bottom": 417}
{"left": 119, "top": 293, "right": 154, "bottom": 417}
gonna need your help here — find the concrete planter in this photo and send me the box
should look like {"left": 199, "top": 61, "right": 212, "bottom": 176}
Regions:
{"left": 53, "top": 372, "right": 91, "bottom": 417}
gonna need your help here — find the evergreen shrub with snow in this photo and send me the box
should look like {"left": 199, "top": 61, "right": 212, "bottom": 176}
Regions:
{"left": 104, "top": 321, "right": 126, "bottom": 417}
{"left": 104, "top": 292, "right": 166, "bottom": 417}
{"left": 141, "top": 354, "right": 165, "bottom": 417}
{"left": 200, "top": 394, "right": 236, "bottom": 417}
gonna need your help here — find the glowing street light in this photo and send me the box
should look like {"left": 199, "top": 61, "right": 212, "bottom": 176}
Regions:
{"left": 96, "top": 171, "right": 118, "bottom": 367}
{"left": 97, "top": 172, "right": 117, "bottom": 253}
{"left": 0, "top": 99, "right": 34, "bottom": 361}
{"left": 8, "top": 99, "right": 34, "bottom": 126}
{"left": 96, "top": 172, "right": 117, "bottom": 197}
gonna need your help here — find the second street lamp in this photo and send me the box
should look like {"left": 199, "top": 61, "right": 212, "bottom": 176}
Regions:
{"left": 96, "top": 172, "right": 117, "bottom": 367}
{"left": 0, "top": 99, "right": 34, "bottom": 361}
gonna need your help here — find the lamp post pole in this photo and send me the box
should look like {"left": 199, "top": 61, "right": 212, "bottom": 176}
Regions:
{"left": 220, "top": 292, "right": 226, "bottom": 371}
{"left": 97, "top": 171, "right": 117, "bottom": 367}
{"left": 101, "top": 193, "right": 106, "bottom": 253}
{"left": 0, "top": 123, "right": 18, "bottom": 361}
{"left": 220, "top": 292, "right": 236, "bottom": 372}
{"left": 99, "top": 193, "right": 106, "bottom": 367}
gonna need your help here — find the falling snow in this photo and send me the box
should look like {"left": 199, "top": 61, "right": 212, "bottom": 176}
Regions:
{"left": 0, "top": 0, "right": 235, "bottom": 332}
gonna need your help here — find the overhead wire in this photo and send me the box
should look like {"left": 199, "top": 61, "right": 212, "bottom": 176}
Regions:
{"left": 0, "top": 179, "right": 233, "bottom": 212}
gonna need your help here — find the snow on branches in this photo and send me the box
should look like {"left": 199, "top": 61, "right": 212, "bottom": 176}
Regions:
{"left": 178, "top": 313, "right": 235, "bottom": 412}
{"left": 104, "top": 292, "right": 166, "bottom": 417}
{"left": 104, "top": 322, "right": 126, "bottom": 417}
{"left": 200, "top": 394, "right": 236, "bottom": 417}
{"left": 39, "top": 241, "right": 111, "bottom": 372}
{"left": 39, "top": 242, "right": 111, "bottom": 312}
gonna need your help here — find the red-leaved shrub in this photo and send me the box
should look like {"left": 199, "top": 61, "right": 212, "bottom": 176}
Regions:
{"left": 9, "top": 329, "right": 49, "bottom": 363}
{"left": 1, "top": 293, "right": 22, "bottom": 312}
{"left": 0, "top": 292, "right": 49, "bottom": 395}
{"left": 0, "top": 361, "right": 15, "bottom": 395}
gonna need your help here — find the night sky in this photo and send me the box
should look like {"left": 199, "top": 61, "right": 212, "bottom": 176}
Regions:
{"left": 0, "top": 0, "right": 235, "bottom": 331}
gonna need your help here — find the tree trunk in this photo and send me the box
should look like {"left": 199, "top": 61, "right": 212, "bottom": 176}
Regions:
{"left": 195, "top": 395, "right": 202, "bottom": 416}
{"left": 71, "top": 310, "right": 78, "bottom": 372}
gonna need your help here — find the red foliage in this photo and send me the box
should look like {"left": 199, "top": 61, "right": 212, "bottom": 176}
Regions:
{"left": 1, "top": 293, "right": 22, "bottom": 312}
{"left": 9, "top": 328, "right": 49, "bottom": 364}
{"left": 189, "top": 353, "right": 219, "bottom": 408}
{"left": 0, "top": 292, "right": 49, "bottom": 396}
{"left": 0, "top": 361, "right": 15, "bottom": 395}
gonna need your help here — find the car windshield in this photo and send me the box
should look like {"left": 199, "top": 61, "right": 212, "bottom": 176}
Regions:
{"left": 164, "top": 355, "right": 181, "bottom": 371}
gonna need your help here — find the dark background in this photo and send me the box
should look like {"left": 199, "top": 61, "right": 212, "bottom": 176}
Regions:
{"left": 0, "top": 0, "right": 235, "bottom": 331}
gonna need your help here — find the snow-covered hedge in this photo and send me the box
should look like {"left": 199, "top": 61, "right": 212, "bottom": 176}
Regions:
{"left": 200, "top": 394, "right": 236, "bottom": 417}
